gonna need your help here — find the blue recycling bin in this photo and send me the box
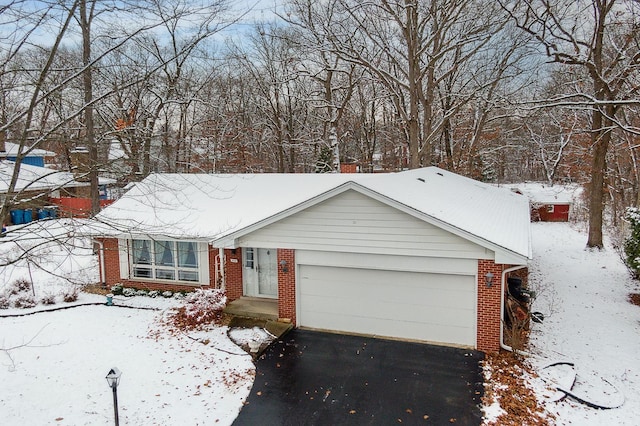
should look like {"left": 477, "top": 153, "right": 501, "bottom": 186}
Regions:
{"left": 46, "top": 206, "right": 58, "bottom": 218}
{"left": 38, "top": 208, "right": 48, "bottom": 220}
{"left": 10, "top": 209, "right": 24, "bottom": 225}
{"left": 23, "top": 209, "right": 33, "bottom": 223}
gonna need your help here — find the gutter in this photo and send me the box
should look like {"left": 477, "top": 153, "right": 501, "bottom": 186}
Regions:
{"left": 500, "top": 264, "right": 529, "bottom": 353}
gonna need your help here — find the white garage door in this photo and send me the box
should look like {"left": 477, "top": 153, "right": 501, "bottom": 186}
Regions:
{"left": 298, "top": 265, "right": 476, "bottom": 347}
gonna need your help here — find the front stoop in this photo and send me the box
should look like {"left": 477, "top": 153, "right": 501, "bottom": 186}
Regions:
{"left": 227, "top": 315, "right": 293, "bottom": 360}
{"left": 224, "top": 297, "right": 278, "bottom": 321}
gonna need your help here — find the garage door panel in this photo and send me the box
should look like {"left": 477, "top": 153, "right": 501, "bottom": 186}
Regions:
{"left": 299, "top": 265, "right": 476, "bottom": 347}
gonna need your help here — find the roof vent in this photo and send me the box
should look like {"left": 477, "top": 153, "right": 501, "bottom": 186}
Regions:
{"left": 437, "top": 172, "right": 443, "bottom": 176}
{"left": 417, "top": 177, "right": 425, "bottom": 183}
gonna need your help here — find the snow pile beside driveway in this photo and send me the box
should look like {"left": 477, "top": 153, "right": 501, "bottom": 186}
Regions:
{"left": 527, "top": 222, "right": 640, "bottom": 425}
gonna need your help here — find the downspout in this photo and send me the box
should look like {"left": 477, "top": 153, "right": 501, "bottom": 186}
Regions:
{"left": 94, "top": 239, "right": 106, "bottom": 287}
{"left": 500, "top": 264, "right": 528, "bottom": 353}
{"left": 218, "top": 246, "right": 225, "bottom": 291}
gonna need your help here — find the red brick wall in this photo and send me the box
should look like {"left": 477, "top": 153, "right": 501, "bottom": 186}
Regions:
{"left": 277, "top": 248, "right": 296, "bottom": 324}
{"left": 98, "top": 237, "right": 220, "bottom": 293}
{"left": 224, "top": 248, "right": 243, "bottom": 301}
{"left": 477, "top": 259, "right": 504, "bottom": 353}
{"left": 99, "top": 238, "right": 121, "bottom": 286}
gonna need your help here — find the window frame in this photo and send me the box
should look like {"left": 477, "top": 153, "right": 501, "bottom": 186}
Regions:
{"left": 129, "top": 238, "right": 202, "bottom": 285}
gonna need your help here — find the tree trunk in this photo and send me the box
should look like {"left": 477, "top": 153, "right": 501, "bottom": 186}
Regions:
{"left": 79, "top": 0, "right": 100, "bottom": 216}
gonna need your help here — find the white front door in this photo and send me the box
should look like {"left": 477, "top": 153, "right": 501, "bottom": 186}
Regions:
{"left": 243, "top": 248, "right": 278, "bottom": 298}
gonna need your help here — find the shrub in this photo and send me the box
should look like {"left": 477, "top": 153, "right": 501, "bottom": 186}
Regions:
{"left": 13, "top": 294, "right": 36, "bottom": 309}
{"left": 0, "top": 295, "right": 10, "bottom": 309}
{"left": 111, "top": 285, "right": 123, "bottom": 296}
{"left": 135, "top": 289, "right": 148, "bottom": 297}
{"left": 41, "top": 294, "right": 57, "bottom": 305}
{"left": 9, "top": 279, "right": 32, "bottom": 295}
{"left": 62, "top": 287, "right": 80, "bottom": 303}
{"left": 148, "top": 290, "right": 160, "bottom": 298}
{"left": 173, "top": 292, "right": 186, "bottom": 300}
{"left": 162, "top": 291, "right": 173, "bottom": 298}
{"left": 122, "top": 287, "right": 136, "bottom": 297}
{"left": 169, "top": 289, "right": 227, "bottom": 330}
{"left": 624, "top": 207, "right": 640, "bottom": 278}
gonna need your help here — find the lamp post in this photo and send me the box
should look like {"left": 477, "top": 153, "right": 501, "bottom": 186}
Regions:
{"left": 105, "top": 367, "right": 122, "bottom": 426}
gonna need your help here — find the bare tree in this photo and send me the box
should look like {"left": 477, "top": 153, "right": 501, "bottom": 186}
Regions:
{"left": 317, "top": 0, "right": 523, "bottom": 170}
{"left": 502, "top": 0, "right": 640, "bottom": 248}
{"left": 284, "top": 0, "right": 361, "bottom": 172}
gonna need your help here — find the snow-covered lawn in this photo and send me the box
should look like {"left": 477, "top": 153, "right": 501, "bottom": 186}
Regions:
{"left": 0, "top": 220, "right": 255, "bottom": 425}
{"left": 528, "top": 222, "right": 640, "bottom": 425}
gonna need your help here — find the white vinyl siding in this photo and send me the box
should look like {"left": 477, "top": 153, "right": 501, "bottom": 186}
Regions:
{"left": 238, "top": 190, "right": 490, "bottom": 259}
{"left": 298, "top": 265, "right": 476, "bottom": 347}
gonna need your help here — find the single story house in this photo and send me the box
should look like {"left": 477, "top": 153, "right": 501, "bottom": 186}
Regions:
{"left": 91, "top": 167, "right": 532, "bottom": 353}
{"left": 510, "top": 183, "right": 581, "bottom": 222}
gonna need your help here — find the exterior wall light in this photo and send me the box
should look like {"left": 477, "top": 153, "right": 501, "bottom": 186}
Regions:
{"left": 279, "top": 259, "right": 288, "bottom": 273}
{"left": 485, "top": 272, "right": 494, "bottom": 288}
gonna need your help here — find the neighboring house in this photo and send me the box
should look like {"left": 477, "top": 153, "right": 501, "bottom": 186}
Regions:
{"left": 0, "top": 160, "right": 115, "bottom": 224}
{"left": 91, "top": 168, "right": 531, "bottom": 353}
{"left": 0, "top": 142, "right": 56, "bottom": 167}
{"left": 510, "top": 183, "right": 582, "bottom": 222}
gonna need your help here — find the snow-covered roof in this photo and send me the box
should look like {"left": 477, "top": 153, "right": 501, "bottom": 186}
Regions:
{"left": 0, "top": 160, "right": 116, "bottom": 194}
{"left": 507, "top": 182, "right": 582, "bottom": 205}
{"left": 93, "top": 167, "right": 531, "bottom": 261}
{"left": 0, "top": 142, "right": 56, "bottom": 158}
{"left": 0, "top": 160, "right": 83, "bottom": 193}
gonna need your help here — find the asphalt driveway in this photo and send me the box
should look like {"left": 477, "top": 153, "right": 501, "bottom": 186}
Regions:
{"left": 234, "top": 329, "right": 484, "bottom": 425}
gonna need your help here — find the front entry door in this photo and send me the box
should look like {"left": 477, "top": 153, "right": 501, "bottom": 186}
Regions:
{"left": 243, "top": 248, "right": 278, "bottom": 298}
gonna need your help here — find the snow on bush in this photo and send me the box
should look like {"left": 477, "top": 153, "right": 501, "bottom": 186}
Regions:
{"left": 624, "top": 207, "right": 640, "bottom": 277}
{"left": 13, "top": 294, "right": 36, "bottom": 308}
{"left": 168, "top": 288, "right": 227, "bottom": 330}
{"left": 122, "top": 287, "right": 136, "bottom": 297}
{"left": 62, "top": 286, "right": 80, "bottom": 303}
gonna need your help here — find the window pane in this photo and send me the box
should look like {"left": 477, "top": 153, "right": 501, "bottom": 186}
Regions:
{"left": 133, "top": 240, "right": 151, "bottom": 265}
{"left": 245, "top": 248, "right": 254, "bottom": 268}
{"left": 133, "top": 267, "right": 152, "bottom": 278}
{"left": 156, "top": 269, "right": 175, "bottom": 280}
{"left": 155, "top": 241, "right": 174, "bottom": 266}
{"left": 178, "top": 270, "right": 199, "bottom": 282}
{"left": 177, "top": 241, "right": 198, "bottom": 268}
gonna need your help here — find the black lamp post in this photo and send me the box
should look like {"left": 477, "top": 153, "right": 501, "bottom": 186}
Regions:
{"left": 105, "top": 367, "right": 122, "bottom": 426}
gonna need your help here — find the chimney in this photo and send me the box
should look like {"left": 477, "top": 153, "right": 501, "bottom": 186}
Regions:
{"left": 69, "top": 147, "right": 90, "bottom": 182}
{"left": 340, "top": 162, "right": 358, "bottom": 174}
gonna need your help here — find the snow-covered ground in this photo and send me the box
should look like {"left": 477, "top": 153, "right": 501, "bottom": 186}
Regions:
{"left": 528, "top": 222, "right": 640, "bottom": 425}
{"left": 2, "top": 219, "right": 640, "bottom": 425}
{"left": 0, "top": 220, "right": 255, "bottom": 425}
